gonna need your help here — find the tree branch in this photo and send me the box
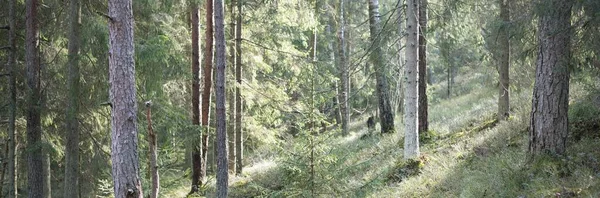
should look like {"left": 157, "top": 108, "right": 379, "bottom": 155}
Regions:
{"left": 95, "top": 11, "right": 113, "bottom": 22}
{"left": 0, "top": 46, "right": 10, "bottom": 50}
{"left": 0, "top": 26, "right": 9, "bottom": 30}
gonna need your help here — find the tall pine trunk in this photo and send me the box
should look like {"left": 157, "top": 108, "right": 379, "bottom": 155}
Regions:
{"left": 189, "top": 3, "right": 203, "bottom": 194}
{"left": 227, "top": 0, "right": 237, "bottom": 173}
{"left": 108, "top": 0, "right": 143, "bottom": 196}
{"left": 201, "top": 0, "right": 215, "bottom": 183}
{"left": 368, "top": 0, "right": 395, "bottom": 134}
{"left": 26, "top": 0, "right": 46, "bottom": 196}
{"left": 338, "top": 0, "right": 350, "bottom": 136}
{"left": 6, "top": 0, "right": 18, "bottom": 196}
{"left": 497, "top": 0, "right": 510, "bottom": 121}
{"left": 529, "top": 0, "right": 572, "bottom": 156}
{"left": 214, "top": 0, "right": 229, "bottom": 196}
{"left": 417, "top": 0, "right": 428, "bottom": 133}
{"left": 404, "top": 0, "right": 420, "bottom": 159}
{"left": 235, "top": 0, "right": 243, "bottom": 175}
{"left": 64, "top": 0, "right": 81, "bottom": 196}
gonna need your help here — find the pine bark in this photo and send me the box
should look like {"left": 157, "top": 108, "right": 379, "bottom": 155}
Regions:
{"left": 190, "top": 3, "right": 203, "bottom": 194}
{"left": 338, "top": 0, "right": 350, "bottom": 136}
{"left": 108, "top": 0, "right": 144, "bottom": 196}
{"left": 201, "top": 0, "right": 215, "bottom": 183}
{"left": 26, "top": 0, "right": 46, "bottom": 196}
{"left": 6, "top": 0, "right": 18, "bottom": 196}
{"left": 497, "top": 0, "right": 510, "bottom": 121}
{"left": 417, "top": 0, "right": 428, "bottom": 133}
{"left": 368, "top": 0, "right": 395, "bottom": 133}
{"left": 235, "top": 0, "right": 243, "bottom": 175}
{"left": 404, "top": 0, "right": 420, "bottom": 159}
{"left": 529, "top": 0, "right": 572, "bottom": 156}
{"left": 227, "top": 0, "right": 237, "bottom": 173}
{"left": 65, "top": 0, "right": 81, "bottom": 196}
{"left": 145, "top": 103, "right": 159, "bottom": 198}
{"left": 214, "top": 0, "right": 229, "bottom": 195}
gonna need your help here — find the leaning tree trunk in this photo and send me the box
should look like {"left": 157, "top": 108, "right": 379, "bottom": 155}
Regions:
{"left": 529, "top": 0, "right": 572, "bottom": 157}
{"left": 214, "top": 0, "right": 229, "bottom": 196}
{"left": 189, "top": 3, "right": 203, "bottom": 195}
{"left": 64, "top": 0, "right": 81, "bottom": 196}
{"left": 201, "top": 0, "right": 214, "bottom": 183}
{"left": 497, "top": 0, "right": 510, "bottom": 121}
{"left": 235, "top": 0, "right": 243, "bottom": 175}
{"left": 338, "top": 0, "right": 350, "bottom": 136}
{"left": 417, "top": 0, "right": 428, "bottom": 134}
{"left": 404, "top": 0, "right": 420, "bottom": 159}
{"left": 368, "top": 0, "right": 395, "bottom": 134}
{"left": 26, "top": 0, "right": 46, "bottom": 196}
{"left": 6, "top": 0, "right": 18, "bottom": 196}
{"left": 108, "top": 0, "right": 144, "bottom": 196}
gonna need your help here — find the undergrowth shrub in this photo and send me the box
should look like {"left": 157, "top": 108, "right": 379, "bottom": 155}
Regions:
{"left": 386, "top": 157, "right": 426, "bottom": 183}
{"left": 568, "top": 101, "right": 600, "bottom": 141}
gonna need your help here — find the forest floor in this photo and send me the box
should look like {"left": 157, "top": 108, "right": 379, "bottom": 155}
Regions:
{"left": 177, "top": 74, "right": 600, "bottom": 197}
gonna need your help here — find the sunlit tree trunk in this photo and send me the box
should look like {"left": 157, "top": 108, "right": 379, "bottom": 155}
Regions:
{"left": 418, "top": 0, "right": 428, "bottom": 134}
{"left": 368, "top": 0, "right": 395, "bottom": 134}
{"left": 529, "top": 0, "right": 572, "bottom": 156}
{"left": 235, "top": 0, "right": 244, "bottom": 175}
{"left": 227, "top": 0, "right": 237, "bottom": 173}
{"left": 338, "top": 0, "right": 350, "bottom": 136}
{"left": 108, "top": 0, "right": 143, "bottom": 196}
{"left": 404, "top": 0, "right": 420, "bottom": 159}
{"left": 26, "top": 0, "right": 46, "bottom": 196}
{"left": 189, "top": 3, "right": 203, "bottom": 194}
{"left": 201, "top": 0, "right": 215, "bottom": 184}
{"left": 6, "top": 0, "right": 18, "bottom": 197}
{"left": 214, "top": 0, "right": 229, "bottom": 195}
{"left": 65, "top": 0, "right": 81, "bottom": 196}
{"left": 497, "top": 0, "right": 510, "bottom": 121}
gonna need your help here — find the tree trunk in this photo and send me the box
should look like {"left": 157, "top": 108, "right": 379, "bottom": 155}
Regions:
{"left": 227, "top": 0, "right": 237, "bottom": 173}
{"left": 189, "top": 3, "right": 203, "bottom": 195}
{"left": 338, "top": 0, "right": 350, "bottom": 136}
{"left": 404, "top": 0, "right": 420, "bottom": 159}
{"left": 43, "top": 147, "right": 51, "bottom": 198}
{"left": 235, "top": 0, "right": 243, "bottom": 175}
{"left": 396, "top": 0, "right": 405, "bottom": 116}
{"left": 418, "top": 0, "right": 428, "bottom": 134}
{"left": 26, "top": 0, "right": 46, "bottom": 196}
{"left": 368, "top": 0, "right": 395, "bottom": 134}
{"left": 65, "top": 0, "right": 81, "bottom": 196}
{"left": 145, "top": 103, "right": 159, "bottom": 198}
{"left": 497, "top": 0, "right": 510, "bottom": 121}
{"left": 214, "top": 0, "right": 229, "bottom": 195}
{"left": 6, "top": 0, "right": 18, "bottom": 196}
{"left": 529, "top": 0, "right": 572, "bottom": 157}
{"left": 108, "top": 0, "right": 144, "bottom": 196}
{"left": 201, "top": 0, "right": 215, "bottom": 183}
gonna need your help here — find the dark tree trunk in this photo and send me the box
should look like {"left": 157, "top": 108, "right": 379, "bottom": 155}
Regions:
{"left": 26, "top": 0, "right": 45, "bottom": 196}
{"left": 214, "top": 0, "right": 229, "bottom": 195}
{"left": 108, "top": 0, "right": 144, "bottom": 196}
{"left": 418, "top": 0, "right": 428, "bottom": 134}
{"left": 497, "top": 0, "right": 510, "bottom": 121}
{"left": 201, "top": 0, "right": 215, "bottom": 183}
{"left": 235, "top": 0, "right": 243, "bottom": 175}
{"left": 6, "top": 0, "right": 18, "bottom": 196}
{"left": 65, "top": 0, "right": 81, "bottom": 196}
{"left": 368, "top": 0, "right": 395, "bottom": 133}
{"left": 227, "top": 0, "right": 237, "bottom": 173}
{"left": 189, "top": 3, "right": 202, "bottom": 195}
{"left": 529, "top": 0, "right": 573, "bottom": 156}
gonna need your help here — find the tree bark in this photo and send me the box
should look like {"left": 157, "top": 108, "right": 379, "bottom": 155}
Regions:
{"left": 368, "top": 0, "right": 395, "bottom": 134}
{"left": 529, "top": 0, "right": 572, "bottom": 157}
{"left": 6, "top": 0, "right": 18, "bottom": 196}
{"left": 404, "top": 0, "right": 420, "bottom": 159}
{"left": 227, "top": 0, "right": 237, "bottom": 173}
{"left": 338, "top": 0, "right": 350, "bottom": 136}
{"left": 145, "top": 103, "right": 159, "bottom": 198}
{"left": 65, "top": 0, "right": 81, "bottom": 196}
{"left": 189, "top": 3, "right": 203, "bottom": 195}
{"left": 201, "top": 0, "right": 215, "bottom": 183}
{"left": 108, "top": 0, "right": 144, "bottom": 196}
{"left": 235, "top": 0, "right": 243, "bottom": 175}
{"left": 43, "top": 147, "right": 51, "bottom": 198}
{"left": 497, "top": 0, "right": 510, "bottom": 121}
{"left": 417, "top": 0, "right": 428, "bottom": 134}
{"left": 214, "top": 0, "right": 229, "bottom": 195}
{"left": 26, "top": 0, "right": 46, "bottom": 196}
